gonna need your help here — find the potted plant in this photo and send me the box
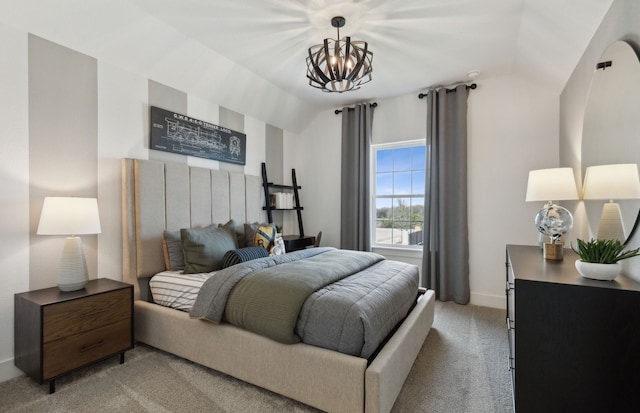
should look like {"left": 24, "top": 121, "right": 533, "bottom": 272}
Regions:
{"left": 571, "top": 238, "right": 640, "bottom": 280}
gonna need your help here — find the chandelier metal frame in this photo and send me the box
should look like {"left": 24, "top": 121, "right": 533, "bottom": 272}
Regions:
{"left": 306, "top": 16, "right": 373, "bottom": 93}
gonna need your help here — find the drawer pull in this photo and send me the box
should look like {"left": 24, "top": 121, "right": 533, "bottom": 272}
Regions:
{"left": 81, "top": 340, "right": 105, "bottom": 352}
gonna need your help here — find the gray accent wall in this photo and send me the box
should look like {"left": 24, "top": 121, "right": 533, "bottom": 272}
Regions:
{"left": 148, "top": 80, "right": 188, "bottom": 164}
{"left": 265, "top": 124, "right": 284, "bottom": 184}
{"left": 28, "top": 35, "right": 98, "bottom": 290}
{"left": 219, "top": 106, "right": 245, "bottom": 173}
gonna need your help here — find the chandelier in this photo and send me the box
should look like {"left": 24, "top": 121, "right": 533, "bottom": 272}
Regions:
{"left": 306, "top": 16, "right": 373, "bottom": 93}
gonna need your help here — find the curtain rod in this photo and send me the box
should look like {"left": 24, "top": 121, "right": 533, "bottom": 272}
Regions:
{"left": 418, "top": 83, "right": 477, "bottom": 99}
{"left": 334, "top": 102, "right": 378, "bottom": 115}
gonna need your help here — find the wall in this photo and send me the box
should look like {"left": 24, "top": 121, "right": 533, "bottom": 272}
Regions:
{"left": 0, "top": 23, "right": 30, "bottom": 382}
{"left": 0, "top": 27, "right": 291, "bottom": 383}
{"left": 560, "top": 0, "right": 640, "bottom": 279}
{"left": 294, "top": 75, "right": 560, "bottom": 309}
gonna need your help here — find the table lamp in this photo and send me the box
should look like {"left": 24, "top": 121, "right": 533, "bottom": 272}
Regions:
{"left": 525, "top": 168, "right": 580, "bottom": 258}
{"left": 582, "top": 164, "right": 640, "bottom": 241}
{"left": 37, "top": 197, "right": 101, "bottom": 291}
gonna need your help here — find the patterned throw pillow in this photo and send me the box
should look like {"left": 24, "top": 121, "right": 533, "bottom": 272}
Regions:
{"left": 254, "top": 224, "right": 276, "bottom": 250}
{"left": 222, "top": 246, "right": 269, "bottom": 268}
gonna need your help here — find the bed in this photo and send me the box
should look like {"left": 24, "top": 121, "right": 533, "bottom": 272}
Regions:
{"left": 122, "top": 158, "right": 435, "bottom": 413}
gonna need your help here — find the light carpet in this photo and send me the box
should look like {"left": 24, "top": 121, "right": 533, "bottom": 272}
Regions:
{"left": 0, "top": 301, "right": 512, "bottom": 412}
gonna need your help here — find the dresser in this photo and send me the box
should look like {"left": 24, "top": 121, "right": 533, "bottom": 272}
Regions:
{"left": 14, "top": 278, "right": 134, "bottom": 393}
{"left": 506, "top": 245, "right": 640, "bottom": 412}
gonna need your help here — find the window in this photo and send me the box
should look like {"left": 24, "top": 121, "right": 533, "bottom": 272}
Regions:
{"left": 373, "top": 141, "right": 426, "bottom": 248}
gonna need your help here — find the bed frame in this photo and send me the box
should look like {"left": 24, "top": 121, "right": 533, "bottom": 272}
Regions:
{"left": 122, "top": 158, "right": 435, "bottom": 413}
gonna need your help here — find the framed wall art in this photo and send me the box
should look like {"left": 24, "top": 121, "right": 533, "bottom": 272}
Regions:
{"left": 150, "top": 106, "right": 246, "bottom": 165}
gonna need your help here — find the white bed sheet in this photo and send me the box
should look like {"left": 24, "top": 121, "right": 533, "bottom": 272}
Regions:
{"left": 149, "top": 271, "right": 216, "bottom": 311}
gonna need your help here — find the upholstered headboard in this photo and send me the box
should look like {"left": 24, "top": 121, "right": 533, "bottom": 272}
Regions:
{"left": 122, "top": 158, "right": 264, "bottom": 300}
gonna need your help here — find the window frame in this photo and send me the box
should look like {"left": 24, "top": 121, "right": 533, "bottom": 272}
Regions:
{"left": 371, "top": 139, "right": 427, "bottom": 250}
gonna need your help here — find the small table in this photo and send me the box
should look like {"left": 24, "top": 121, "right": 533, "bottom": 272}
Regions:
{"left": 14, "top": 278, "right": 134, "bottom": 393}
{"left": 282, "top": 234, "right": 315, "bottom": 252}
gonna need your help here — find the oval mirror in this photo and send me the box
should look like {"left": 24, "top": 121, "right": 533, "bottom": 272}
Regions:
{"left": 582, "top": 40, "right": 640, "bottom": 244}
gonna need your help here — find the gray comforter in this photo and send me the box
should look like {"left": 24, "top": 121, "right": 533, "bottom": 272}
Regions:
{"left": 190, "top": 247, "right": 419, "bottom": 359}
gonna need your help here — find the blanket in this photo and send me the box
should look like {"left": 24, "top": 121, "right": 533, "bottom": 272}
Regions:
{"left": 191, "top": 248, "right": 383, "bottom": 341}
{"left": 190, "top": 247, "right": 418, "bottom": 358}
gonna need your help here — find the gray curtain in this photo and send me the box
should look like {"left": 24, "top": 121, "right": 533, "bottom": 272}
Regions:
{"left": 422, "top": 85, "right": 470, "bottom": 304}
{"left": 341, "top": 104, "right": 374, "bottom": 251}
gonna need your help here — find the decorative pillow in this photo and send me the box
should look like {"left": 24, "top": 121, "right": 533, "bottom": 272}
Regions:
{"left": 219, "top": 219, "right": 247, "bottom": 248}
{"left": 162, "top": 229, "right": 184, "bottom": 271}
{"left": 222, "top": 246, "right": 269, "bottom": 268}
{"left": 269, "top": 235, "right": 286, "bottom": 256}
{"left": 244, "top": 222, "right": 276, "bottom": 248}
{"left": 181, "top": 225, "right": 238, "bottom": 274}
{"left": 254, "top": 224, "right": 276, "bottom": 250}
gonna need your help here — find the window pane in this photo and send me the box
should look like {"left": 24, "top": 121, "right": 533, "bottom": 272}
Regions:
{"left": 375, "top": 223, "right": 394, "bottom": 244}
{"left": 412, "top": 146, "right": 426, "bottom": 170}
{"left": 411, "top": 198, "right": 424, "bottom": 220}
{"left": 376, "top": 173, "right": 393, "bottom": 195}
{"left": 377, "top": 150, "right": 393, "bottom": 172}
{"left": 394, "top": 172, "right": 412, "bottom": 195}
{"left": 393, "top": 148, "right": 412, "bottom": 171}
{"left": 412, "top": 171, "right": 425, "bottom": 194}
{"left": 376, "top": 198, "right": 392, "bottom": 219}
{"left": 392, "top": 197, "right": 411, "bottom": 222}
{"left": 408, "top": 221, "right": 424, "bottom": 245}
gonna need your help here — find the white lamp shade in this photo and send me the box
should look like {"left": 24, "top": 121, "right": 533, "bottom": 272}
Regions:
{"left": 582, "top": 164, "right": 640, "bottom": 200}
{"left": 37, "top": 197, "right": 101, "bottom": 235}
{"left": 525, "top": 168, "right": 580, "bottom": 202}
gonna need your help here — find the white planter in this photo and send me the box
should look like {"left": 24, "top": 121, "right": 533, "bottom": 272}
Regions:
{"left": 575, "top": 260, "right": 621, "bottom": 281}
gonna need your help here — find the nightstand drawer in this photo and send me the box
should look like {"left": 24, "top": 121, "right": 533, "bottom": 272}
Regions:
{"left": 43, "top": 288, "right": 131, "bottom": 342}
{"left": 43, "top": 318, "right": 131, "bottom": 379}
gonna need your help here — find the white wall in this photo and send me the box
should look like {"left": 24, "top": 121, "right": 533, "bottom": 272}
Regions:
{"left": 285, "top": 111, "right": 341, "bottom": 247}
{"left": 468, "top": 75, "right": 559, "bottom": 307}
{"left": 0, "top": 24, "right": 30, "bottom": 382}
{"left": 294, "top": 75, "right": 560, "bottom": 309}
{"left": 560, "top": 0, "right": 640, "bottom": 279}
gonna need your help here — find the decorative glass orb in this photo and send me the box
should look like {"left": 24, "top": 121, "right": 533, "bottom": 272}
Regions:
{"left": 534, "top": 203, "right": 573, "bottom": 242}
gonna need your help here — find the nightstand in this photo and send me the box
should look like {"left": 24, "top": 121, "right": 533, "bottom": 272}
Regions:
{"left": 282, "top": 234, "right": 315, "bottom": 251}
{"left": 14, "top": 278, "right": 134, "bottom": 393}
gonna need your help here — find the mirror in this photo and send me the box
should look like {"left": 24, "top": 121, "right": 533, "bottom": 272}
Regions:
{"left": 582, "top": 40, "right": 640, "bottom": 244}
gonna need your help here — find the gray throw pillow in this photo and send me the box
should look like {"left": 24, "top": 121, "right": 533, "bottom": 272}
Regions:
{"left": 219, "top": 219, "right": 247, "bottom": 248}
{"left": 162, "top": 229, "right": 184, "bottom": 271}
{"left": 181, "top": 225, "right": 238, "bottom": 274}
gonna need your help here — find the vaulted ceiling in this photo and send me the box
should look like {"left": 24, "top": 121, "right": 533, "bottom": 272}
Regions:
{"left": 128, "top": 0, "right": 612, "bottom": 103}
{"left": 1, "top": 0, "right": 613, "bottom": 130}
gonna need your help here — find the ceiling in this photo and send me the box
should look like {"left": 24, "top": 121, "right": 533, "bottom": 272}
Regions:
{"left": 126, "top": 0, "right": 612, "bottom": 106}
{"left": 0, "top": 0, "right": 613, "bottom": 129}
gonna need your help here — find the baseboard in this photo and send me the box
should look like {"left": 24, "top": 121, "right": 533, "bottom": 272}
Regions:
{"left": 0, "top": 357, "right": 23, "bottom": 383}
{"left": 470, "top": 292, "right": 506, "bottom": 310}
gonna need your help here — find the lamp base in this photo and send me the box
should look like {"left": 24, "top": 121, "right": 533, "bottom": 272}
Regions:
{"left": 58, "top": 236, "right": 88, "bottom": 292}
{"left": 544, "top": 242, "right": 564, "bottom": 260}
{"left": 597, "top": 202, "right": 625, "bottom": 241}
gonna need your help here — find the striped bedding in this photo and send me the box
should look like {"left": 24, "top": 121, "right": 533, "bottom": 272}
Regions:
{"left": 149, "top": 271, "right": 216, "bottom": 311}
